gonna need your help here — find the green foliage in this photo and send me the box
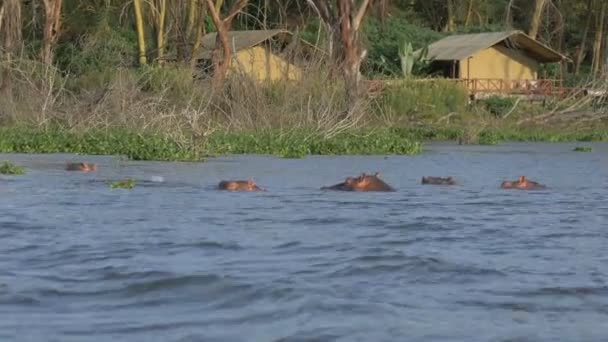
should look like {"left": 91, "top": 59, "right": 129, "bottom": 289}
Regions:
{"left": 399, "top": 41, "right": 414, "bottom": 77}
{"left": 136, "top": 64, "right": 197, "bottom": 101}
{"left": 0, "top": 161, "right": 25, "bottom": 175}
{"left": 362, "top": 16, "right": 444, "bottom": 76}
{"left": 56, "top": 25, "right": 137, "bottom": 78}
{"left": 452, "top": 24, "right": 508, "bottom": 34}
{"left": 465, "top": 129, "right": 608, "bottom": 144}
{"left": 0, "top": 127, "right": 202, "bottom": 161}
{"left": 477, "top": 131, "right": 502, "bottom": 145}
{"left": 538, "top": 63, "right": 560, "bottom": 79}
{"left": 479, "top": 96, "right": 518, "bottom": 117}
{"left": 573, "top": 146, "right": 593, "bottom": 152}
{"left": 109, "top": 179, "right": 136, "bottom": 189}
{"left": 206, "top": 129, "right": 423, "bottom": 157}
{"left": 374, "top": 79, "right": 469, "bottom": 121}
{"left": 299, "top": 18, "right": 324, "bottom": 48}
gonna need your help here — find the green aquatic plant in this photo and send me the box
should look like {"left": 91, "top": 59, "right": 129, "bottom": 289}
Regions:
{"left": 0, "top": 127, "right": 202, "bottom": 161}
{"left": 573, "top": 146, "right": 593, "bottom": 152}
{"left": 109, "top": 179, "right": 136, "bottom": 189}
{"left": 0, "top": 161, "right": 25, "bottom": 175}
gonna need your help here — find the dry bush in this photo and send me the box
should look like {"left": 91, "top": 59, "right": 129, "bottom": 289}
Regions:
{"left": 1, "top": 45, "right": 374, "bottom": 143}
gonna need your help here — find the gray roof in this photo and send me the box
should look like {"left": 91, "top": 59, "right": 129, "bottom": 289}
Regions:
{"left": 198, "top": 29, "right": 287, "bottom": 59}
{"left": 417, "top": 30, "right": 566, "bottom": 63}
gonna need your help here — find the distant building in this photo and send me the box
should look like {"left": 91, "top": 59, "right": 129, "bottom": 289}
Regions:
{"left": 196, "top": 29, "right": 320, "bottom": 82}
{"left": 416, "top": 30, "right": 568, "bottom": 97}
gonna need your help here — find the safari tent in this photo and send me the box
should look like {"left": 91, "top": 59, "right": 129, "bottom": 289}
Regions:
{"left": 416, "top": 30, "right": 568, "bottom": 96}
{"left": 196, "top": 29, "right": 318, "bottom": 82}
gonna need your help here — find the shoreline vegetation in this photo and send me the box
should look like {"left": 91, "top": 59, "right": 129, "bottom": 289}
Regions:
{"left": 1, "top": 60, "right": 606, "bottom": 161}
{"left": 1, "top": 125, "right": 606, "bottom": 161}
{"left": 2, "top": 3, "right": 608, "bottom": 161}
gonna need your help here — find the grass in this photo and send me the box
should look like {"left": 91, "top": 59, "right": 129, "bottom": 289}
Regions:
{"left": 0, "top": 161, "right": 25, "bottom": 175}
{"left": 109, "top": 179, "right": 136, "bottom": 189}
{"left": 573, "top": 146, "right": 593, "bottom": 152}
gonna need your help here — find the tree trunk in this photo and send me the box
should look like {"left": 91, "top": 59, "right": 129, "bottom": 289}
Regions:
{"left": 592, "top": 1, "right": 606, "bottom": 75}
{"left": 444, "top": 0, "right": 455, "bottom": 32}
{"left": 575, "top": 0, "right": 593, "bottom": 75}
{"left": 156, "top": 0, "right": 167, "bottom": 62}
{"left": 602, "top": 5, "right": 608, "bottom": 76}
{"left": 189, "top": 2, "right": 207, "bottom": 68}
{"left": 464, "top": 0, "right": 474, "bottom": 27}
{"left": 40, "top": 0, "right": 63, "bottom": 65}
{"left": 308, "top": 0, "right": 372, "bottom": 106}
{"left": 133, "top": 0, "right": 147, "bottom": 65}
{"left": 0, "top": 4, "right": 5, "bottom": 33}
{"left": 528, "top": 0, "right": 548, "bottom": 40}
{"left": 204, "top": 0, "right": 249, "bottom": 87}
{"left": 0, "top": 0, "right": 22, "bottom": 117}
{"left": 186, "top": 0, "right": 198, "bottom": 40}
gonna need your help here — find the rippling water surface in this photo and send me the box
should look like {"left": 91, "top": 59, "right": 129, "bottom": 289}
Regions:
{"left": 1, "top": 142, "right": 608, "bottom": 341}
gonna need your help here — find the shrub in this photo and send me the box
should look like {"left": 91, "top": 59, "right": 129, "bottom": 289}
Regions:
{"left": 373, "top": 78, "right": 468, "bottom": 123}
{"left": 480, "top": 96, "right": 518, "bottom": 117}
{"left": 0, "top": 161, "right": 25, "bottom": 175}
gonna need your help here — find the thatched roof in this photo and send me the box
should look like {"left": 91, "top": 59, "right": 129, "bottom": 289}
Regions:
{"left": 416, "top": 30, "right": 567, "bottom": 63}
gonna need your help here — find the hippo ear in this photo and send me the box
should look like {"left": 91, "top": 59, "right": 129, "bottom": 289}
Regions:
{"left": 248, "top": 178, "right": 254, "bottom": 184}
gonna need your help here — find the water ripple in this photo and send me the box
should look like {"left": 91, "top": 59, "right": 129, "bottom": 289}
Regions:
{"left": 2, "top": 145, "right": 608, "bottom": 341}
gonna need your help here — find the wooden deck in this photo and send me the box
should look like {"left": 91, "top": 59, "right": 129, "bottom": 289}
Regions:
{"left": 364, "top": 78, "right": 577, "bottom": 100}
{"left": 453, "top": 78, "right": 567, "bottom": 99}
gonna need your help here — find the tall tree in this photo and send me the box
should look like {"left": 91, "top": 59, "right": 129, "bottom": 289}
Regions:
{"left": 0, "top": 0, "right": 22, "bottom": 101}
{"left": 170, "top": 0, "right": 208, "bottom": 65}
{"left": 528, "top": 0, "right": 548, "bottom": 39}
{"left": 574, "top": 0, "right": 592, "bottom": 75}
{"left": 133, "top": 0, "right": 147, "bottom": 65}
{"left": 204, "top": 0, "right": 250, "bottom": 86}
{"left": 445, "top": 0, "right": 455, "bottom": 32}
{"left": 153, "top": 0, "right": 167, "bottom": 62}
{"left": 592, "top": 0, "right": 606, "bottom": 75}
{"left": 40, "top": 0, "right": 63, "bottom": 65}
{"left": 307, "top": 0, "right": 374, "bottom": 104}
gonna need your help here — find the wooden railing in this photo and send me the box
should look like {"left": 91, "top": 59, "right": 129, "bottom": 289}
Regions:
{"left": 364, "top": 78, "right": 571, "bottom": 99}
{"left": 453, "top": 78, "right": 565, "bottom": 97}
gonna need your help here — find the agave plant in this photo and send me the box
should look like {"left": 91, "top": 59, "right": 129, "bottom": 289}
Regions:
{"left": 399, "top": 41, "right": 429, "bottom": 77}
{"left": 399, "top": 41, "right": 415, "bottom": 77}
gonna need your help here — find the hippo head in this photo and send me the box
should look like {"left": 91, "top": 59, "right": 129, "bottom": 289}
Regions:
{"left": 353, "top": 172, "right": 376, "bottom": 188}
{"left": 66, "top": 162, "right": 97, "bottom": 171}
{"left": 501, "top": 180, "right": 514, "bottom": 188}
{"left": 245, "top": 179, "right": 264, "bottom": 191}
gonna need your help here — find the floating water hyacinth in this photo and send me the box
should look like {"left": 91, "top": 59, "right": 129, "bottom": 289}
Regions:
{"left": 109, "top": 179, "right": 136, "bottom": 189}
{"left": 0, "top": 161, "right": 25, "bottom": 175}
{"left": 573, "top": 146, "right": 593, "bottom": 152}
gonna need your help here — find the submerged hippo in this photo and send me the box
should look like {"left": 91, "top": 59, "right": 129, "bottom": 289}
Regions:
{"left": 66, "top": 163, "right": 97, "bottom": 172}
{"left": 501, "top": 176, "right": 546, "bottom": 190}
{"left": 421, "top": 176, "right": 457, "bottom": 185}
{"left": 321, "top": 172, "right": 395, "bottom": 192}
{"left": 218, "top": 179, "right": 264, "bottom": 192}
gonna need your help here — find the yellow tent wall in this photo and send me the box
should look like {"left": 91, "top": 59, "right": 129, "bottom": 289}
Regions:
{"left": 228, "top": 45, "right": 302, "bottom": 81}
{"left": 459, "top": 45, "right": 539, "bottom": 80}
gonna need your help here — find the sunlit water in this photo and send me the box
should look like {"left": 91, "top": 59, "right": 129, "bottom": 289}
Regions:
{"left": 1, "top": 142, "right": 607, "bottom": 341}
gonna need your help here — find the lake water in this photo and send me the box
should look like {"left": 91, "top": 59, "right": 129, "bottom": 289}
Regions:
{"left": 1, "top": 142, "right": 607, "bottom": 342}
